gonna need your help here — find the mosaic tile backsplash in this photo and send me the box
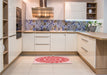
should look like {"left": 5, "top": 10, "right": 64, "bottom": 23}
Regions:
{"left": 25, "top": 20, "right": 90, "bottom": 31}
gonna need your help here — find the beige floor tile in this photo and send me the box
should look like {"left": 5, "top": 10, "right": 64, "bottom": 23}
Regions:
{"left": 2, "top": 56, "right": 96, "bottom": 75}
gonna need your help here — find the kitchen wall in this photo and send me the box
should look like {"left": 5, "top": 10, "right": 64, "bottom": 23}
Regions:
{"left": 104, "top": 0, "right": 107, "bottom": 33}
{"left": 95, "top": 0, "right": 104, "bottom": 20}
{"left": 94, "top": 0, "right": 104, "bottom": 32}
{"left": 23, "top": 0, "right": 94, "bottom": 20}
{"left": 16, "top": 0, "right": 23, "bottom": 8}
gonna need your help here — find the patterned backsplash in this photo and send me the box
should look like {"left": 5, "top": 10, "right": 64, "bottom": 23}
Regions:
{"left": 25, "top": 20, "right": 91, "bottom": 31}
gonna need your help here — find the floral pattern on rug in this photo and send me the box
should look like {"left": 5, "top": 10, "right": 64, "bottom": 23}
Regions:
{"left": 34, "top": 56, "right": 72, "bottom": 64}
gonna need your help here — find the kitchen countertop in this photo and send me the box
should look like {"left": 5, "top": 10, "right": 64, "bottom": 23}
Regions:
{"left": 22, "top": 31, "right": 107, "bottom": 40}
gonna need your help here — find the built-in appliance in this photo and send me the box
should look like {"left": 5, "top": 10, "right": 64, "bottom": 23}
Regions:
{"left": 16, "top": 7, "right": 22, "bottom": 39}
{"left": 32, "top": 0, "right": 54, "bottom": 19}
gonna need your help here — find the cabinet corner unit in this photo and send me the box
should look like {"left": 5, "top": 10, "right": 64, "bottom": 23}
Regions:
{"left": 78, "top": 34, "right": 107, "bottom": 74}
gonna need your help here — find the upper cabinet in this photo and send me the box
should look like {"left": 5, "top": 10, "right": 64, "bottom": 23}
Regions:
{"left": 65, "top": 2, "right": 86, "bottom": 20}
{"left": 87, "top": 3, "right": 97, "bottom": 19}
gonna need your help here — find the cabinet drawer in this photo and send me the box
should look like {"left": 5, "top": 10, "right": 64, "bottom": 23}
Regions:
{"left": 80, "top": 46, "right": 89, "bottom": 55}
{"left": 35, "top": 37, "right": 50, "bottom": 44}
{"left": 35, "top": 33, "right": 50, "bottom": 37}
{"left": 79, "top": 35, "right": 89, "bottom": 45}
{"left": 35, "top": 45, "right": 50, "bottom": 51}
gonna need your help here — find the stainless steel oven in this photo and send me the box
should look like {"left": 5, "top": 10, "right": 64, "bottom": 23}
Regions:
{"left": 16, "top": 7, "right": 22, "bottom": 39}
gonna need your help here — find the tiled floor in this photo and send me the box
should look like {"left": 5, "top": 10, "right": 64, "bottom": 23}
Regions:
{"left": 2, "top": 55, "right": 96, "bottom": 75}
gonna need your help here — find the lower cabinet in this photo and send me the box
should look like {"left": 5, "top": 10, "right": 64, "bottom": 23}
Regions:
{"left": 35, "top": 33, "right": 50, "bottom": 51}
{"left": 78, "top": 35, "right": 96, "bottom": 68}
{"left": 8, "top": 36, "right": 17, "bottom": 64}
{"left": 16, "top": 38, "right": 22, "bottom": 54}
{"left": 51, "top": 33, "right": 66, "bottom": 51}
{"left": 66, "top": 34, "right": 77, "bottom": 51}
{"left": 22, "top": 33, "right": 77, "bottom": 52}
{"left": 22, "top": 33, "right": 35, "bottom": 51}
{"left": 9, "top": 36, "right": 22, "bottom": 64}
{"left": 0, "top": 40, "right": 3, "bottom": 73}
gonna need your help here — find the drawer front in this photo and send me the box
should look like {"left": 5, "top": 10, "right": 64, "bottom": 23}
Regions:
{"left": 80, "top": 46, "right": 89, "bottom": 59}
{"left": 79, "top": 35, "right": 89, "bottom": 47}
{"left": 35, "top": 33, "right": 50, "bottom": 37}
{"left": 35, "top": 45, "right": 50, "bottom": 51}
{"left": 35, "top": 37, "right": 50, "bottom": 44}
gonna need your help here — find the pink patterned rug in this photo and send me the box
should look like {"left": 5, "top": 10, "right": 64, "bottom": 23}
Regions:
{"left": 34, "top": 56, "right": 72, "bottom": 64}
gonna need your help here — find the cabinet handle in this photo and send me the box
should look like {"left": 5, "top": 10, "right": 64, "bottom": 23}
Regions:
{"left": 9, "top": 34, "right": 16, "bottom": 37}
{"left": 81, "top": 38, "right": 88, "bottom": 42}
{"left": 35, "top": 36, "right": 49, "bottom": 38}
{"left": 81, "top": 47, "right": 88, "bottom": 52}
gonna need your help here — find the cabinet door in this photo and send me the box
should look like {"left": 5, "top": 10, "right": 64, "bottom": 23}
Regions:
{"left": 22, "top": 33, "right": 35, "bottom": 51}
{"left": 8, "top": 0, "right": 16, "bottom": 36}
{"left": 0, "top": 0, "right": 3, "bottom": 38}
{"left": 88, "top": 37, "right": 96, "bottom": 68}
{"left": 0, "top": 40, "right": 3, "bottom": 72}
{"left": 8, "top": 36, "right": 17, "bottom": 64}
{"left": 66, "top": 34, "right": 77, "bottom": 51}
{"left": 16, "top": 38, "right": 22, "bottom": 54}
{"left": 51, "top": 33, "right": 66, "bottom": 51}
{"left": 65, "top": 2, "right": 86, "bottom": 19}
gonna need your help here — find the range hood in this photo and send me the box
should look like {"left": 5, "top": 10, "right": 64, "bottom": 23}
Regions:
{"left": 32, "top": 0, "right": 54, "bottom": 19}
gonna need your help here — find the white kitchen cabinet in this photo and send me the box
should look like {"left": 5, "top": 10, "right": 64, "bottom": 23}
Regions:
{"left": 16, "top": 38, "right": 22, "bottom": 54}
{"left": 8, "top": 36, "right": 17, "bottom": 64}
{"left": 47, "top": 0, "right": 64, "bottom": 20}
{"left": 65, "top": 2, "right": 86, "bottom": 19}
{"left": 22, "top": 33, "right": 35, "bottom": 51}
{"left": 8, "top": 0, "right": 16, "bottom": 36}
{"left": 0, "top": 0, "right": 3, "bottom": 39}
{"left": 78, "top": 35, "right": 96, "bottom": 68}
{"left": 51, "top": 33, "right": 66, "bottom": 51}
{"left": 0, "top": 40, "right": 3, "bottom": 73}
{"left": 35, "top": 33, "right": 50, "bottom": 51}
{"left": 66, "top": 34, "right": 77, "bottom": 51}
{"left": 0, "top": 52, "right": 3, "bottom": 73}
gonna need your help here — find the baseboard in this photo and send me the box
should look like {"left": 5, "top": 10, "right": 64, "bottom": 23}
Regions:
{"left": 78, "top": 53, "right": 96, "bottom": 73}
{"left": 21, "top": 51, "right": 78, "bottom": 56}
{"left": 0, "top": 52, "right": 22, "bottom": 75}
{"left": 96, "top": 68, "right": 107, "bottom": 74}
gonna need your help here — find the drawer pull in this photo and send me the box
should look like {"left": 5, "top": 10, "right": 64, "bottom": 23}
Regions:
{"left": 35, "top": 36, "right": 49, "bottom": 38}
{"left": 81, "top": 38, "right": 88, "bottom": 42}
{"left": 81, "top": 47, "right": 88, "bottom": 52}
